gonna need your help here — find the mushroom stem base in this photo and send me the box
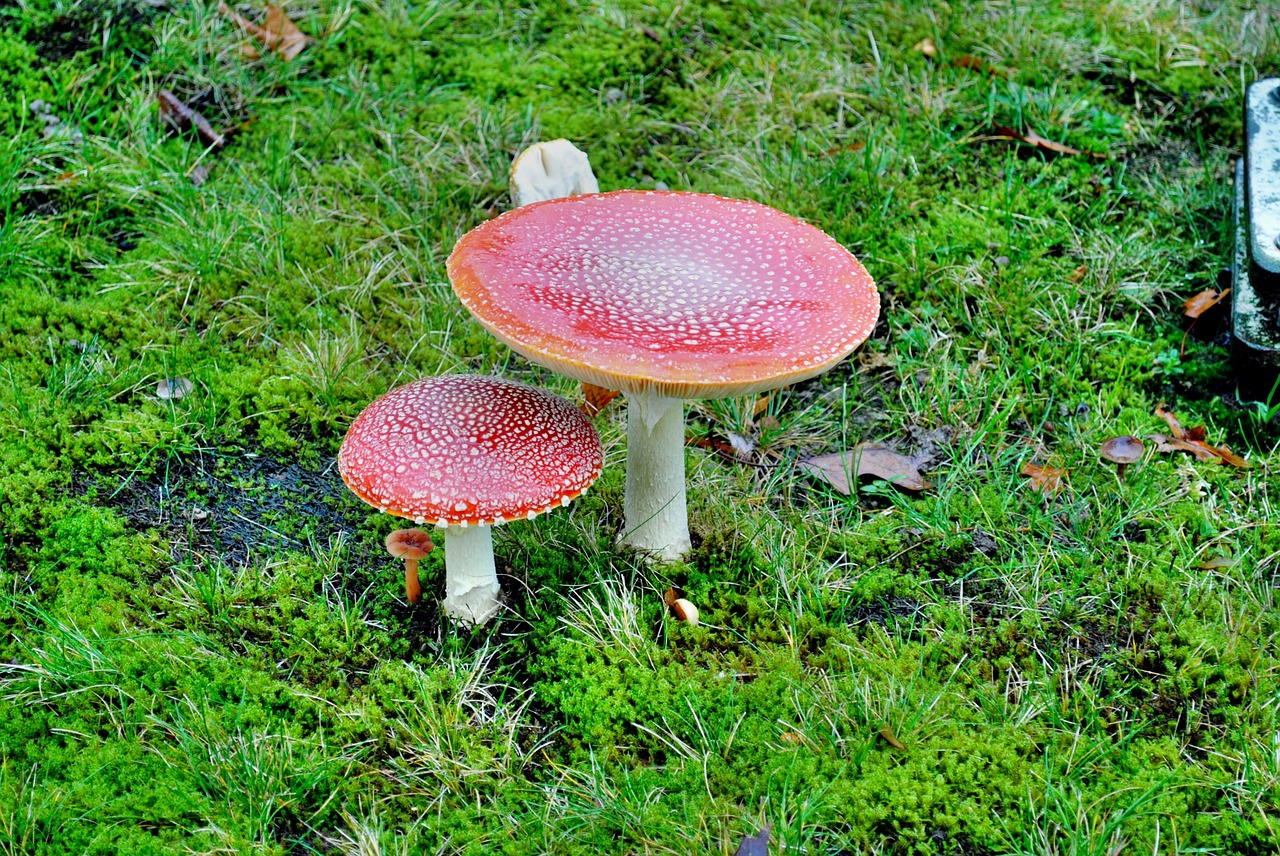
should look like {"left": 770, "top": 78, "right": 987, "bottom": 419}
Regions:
{"left": 621, "top": 393, "right": 691, "bottom": 561}
{"left": 442, "top": 526, "right": 502, "bottom": 625}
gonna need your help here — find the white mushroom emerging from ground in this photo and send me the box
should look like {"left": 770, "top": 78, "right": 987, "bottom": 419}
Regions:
{"left": 448, "top": 190, "right": 879, "bottom": 561}
{"left": 338, "top": 375, "right": 603, "bottom": 625}
{"left": 509, "top": 139, "right": 599, "bottom": 207}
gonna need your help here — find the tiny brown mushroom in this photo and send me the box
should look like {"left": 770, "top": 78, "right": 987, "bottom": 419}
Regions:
{"left": 385, "top": 528, "right": 433, "bottom": 604}
{"left": 1100, "top": 436, "right": 1144, "bottom": 479}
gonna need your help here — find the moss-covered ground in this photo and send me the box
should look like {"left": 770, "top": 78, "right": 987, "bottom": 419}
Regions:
{"left": 2, "top": 1, "right": 1279, "bottom": 853}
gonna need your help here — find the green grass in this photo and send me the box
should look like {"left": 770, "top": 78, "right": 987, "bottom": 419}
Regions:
{"left": 1, "top": 0, "right": 1278, "bottom": 853}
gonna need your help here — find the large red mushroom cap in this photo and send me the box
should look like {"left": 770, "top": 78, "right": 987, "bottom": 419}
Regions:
{"left": 447, "top": 190, "right": 879, "bottom": 399}
{"left": 339, "top": 375, "right": 603, "bottom": 527}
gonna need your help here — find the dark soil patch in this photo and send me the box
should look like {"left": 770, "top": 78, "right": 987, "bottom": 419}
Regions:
{"left": 78, "top": 450, "right": 376, "bottom": 569}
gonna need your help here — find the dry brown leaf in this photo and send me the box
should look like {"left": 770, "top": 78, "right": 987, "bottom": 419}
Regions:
{"left": 953, "top": 54, "right": 1005, "bottom": 76}
{"left": 801, "top": 443, "right": 930, "bottom": 493}
{"left": 824, "top": 141, "right": 866, "bottom": 156}
{"left": 1068, "top": 264, "right": 1088, "bottom": 283}
{"left": 1147, "top": 433, "right": 1251, "bottom": 468}
{"left": 992, "top": 124, "right": 1104, "bottom": 158}
{"left": 265, "top": 4, "right": 311, "bottom": 61}
{"left": 662, "top": 587, "right": 679, "bottom": 608}
{"left": 752, "top": 395, "right": 771, "bottom": 417}
{"left": 878, "top": 725, "right": 907, "bottom": 750}
{"left": 580, "top": 382, "right": 620, "bottom": 417}
{"left": 1207, "top": 443, "right": 1251, "bottom": 469}
{"left": 157, "top": 90, "right": 226, "bottom": 149}
{"left": 218, "top": 2, "right": 310, "bottom": 60}
{"left": 779, "top": 731, "right": 805, "bottom": 745}
{"left": 218, "top": 1, "right": 270, "bottom": 44}
{"left": 1197, "top": 555, "right": 1236, "bottom": 570}
{"left": 1150, "top": 406, "right": 1251, "bottom": 468}
{"left": 911, "top": 37, "right": 938, "bottom": 58}
{"left": 1154, "top": 404, "right": 1186, "bottom": 439}
{"left": 692, "top": 434, "right": 740, "bottom": 461}
{"left": 1182, "top": 288, "right": 1230, "bottom": 320}
{"left": 1147, "top": 433, "right": 1218, "bottom": 462}
{"left": 858, "top": 350, "right": 896, "bottom": 372}
{"left": 1019, "top": 462, "right": 1065, "bottom": 496}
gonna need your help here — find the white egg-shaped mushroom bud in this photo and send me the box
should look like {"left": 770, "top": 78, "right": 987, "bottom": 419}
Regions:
{"left": 448, "top": 191, "right": 880, "bottom": 561}
{"left": 339, "top": 375, "right": 603, "bottom": 625}
{"left": 509, "top": 139, "right": 600, "bottom": 207}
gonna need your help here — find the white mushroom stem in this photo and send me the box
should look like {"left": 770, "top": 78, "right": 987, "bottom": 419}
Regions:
{"left": 441, "top": 525, "right": 502, "bottom": 625}
{"left": 620, "top": 391, "right": 691, "bottom": 561}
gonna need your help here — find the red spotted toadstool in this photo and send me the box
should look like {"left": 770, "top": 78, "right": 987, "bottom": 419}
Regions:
{"left": 447, "top": 190, "right": 879, "bottom": 560}
{"left": 339, "top": 375, "right": 603, "bottom": 624}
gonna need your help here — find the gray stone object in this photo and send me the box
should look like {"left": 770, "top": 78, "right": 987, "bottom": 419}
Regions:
{"left": 1233, "top": 78, "right": 1280, "bottom": 400}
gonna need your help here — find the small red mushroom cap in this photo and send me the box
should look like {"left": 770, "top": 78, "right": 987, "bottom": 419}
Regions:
{"left": 339, "top": 375, "right": 603, "bottom": 527}
{"left": 447, "top": 190, "right": 879, "bottom": 399}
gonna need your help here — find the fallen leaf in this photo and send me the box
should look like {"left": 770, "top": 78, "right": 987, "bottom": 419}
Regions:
{"left": 801, "top": 443, "right": 930, "bottom": 493}
{"left": 992, "top": 124, "right": 1104, "bottom": 158}
{"left": 158, "top": 90, "right": 226, "bottom": 149}
{"left": 878, "top": 725, "right": 907, "bottom": 750}
{"left": 779, "top": 731, "right": 805, "bottom": 745}
{"left": 824, "top": 140, "right": 866, "bottom": 156}
{"left": 1068, "top": 264, "right": 1088, "bottom": 283}
{"left": 692, "top": 434, "right": 740, "bottom": 460}
{"left": 662, "top": 587, "right": 679, "bottom": 608}
{"left": 1197, "top": 555, "right": 1236, "bottom": 570}
{"left": 580, "top": 382, "right": 620, "bottom": 417}
{"left": 858, "top": 350, "right": 896, "bottom": 372}
{"left": 157, "top": 377, "right": 194, "bottom": 400}
{"left": 911, "top": 37, "right": 938, "bottom": 58}
{"left": 1149, "top": 406, "right": 1251, "bottom": 468}
{"left": 1154, "top": 404, "right": 1186, "bottom": 439}
{"left": 218, "top": 2, "right": 310, "bottom": 61}
{"left": 734, "top": 825, "right": 770, "bottom": 856}
{"left": 1146, "top": 433, "right": 1218, "bottom": 462}
{"left": 264, "top": 4, "right": 311, "bottom": 61}
{"left": 1182, "top": 288, "right": 1230, "bottom": 320}
{"left": 1019, "top": 461, "right": 1065, "bottom": 496}
{"left": 1208, "top": 444, "right": 1251, "bottom": 469}
{"left": 953, "top": 54, "right": 1005, "bottom": 77}
{"left": 752, "top": 395, "right": 771, "bottom": 417}
{"left": 189, "top": 164, "right": 212, "bottom": 186}
{"left": 219, "top": 1, "right": 269, "bottom": 51}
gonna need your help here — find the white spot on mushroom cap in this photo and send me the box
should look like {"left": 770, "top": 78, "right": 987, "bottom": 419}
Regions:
{"left": 338, "top": 375, "right": 604, "bottom": 527}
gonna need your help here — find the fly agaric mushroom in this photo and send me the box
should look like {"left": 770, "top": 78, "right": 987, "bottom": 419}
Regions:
{"left": 1100, "top": 436, "right": 1144, "bottom": 479}
{"left": 339, "top": 375, "right": 603, "bottom": 625}
{"left": 385, "top": 528, "right": 433, "bottom": 604}
{"left": 448, "top": 190, "right": 879, "bottom": 560}
{"left": 509, "top": 139, "right": 599, "bottom": 207}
